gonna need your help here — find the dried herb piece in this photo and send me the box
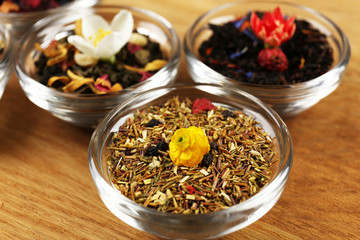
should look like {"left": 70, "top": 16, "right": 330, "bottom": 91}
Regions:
{"left": 107, "top": 97, "right": 276, "bottom": 214}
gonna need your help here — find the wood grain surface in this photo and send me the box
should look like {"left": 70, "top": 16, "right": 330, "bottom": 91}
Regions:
{"left": 1, "top": 0, "right": 359, "bottom": 239}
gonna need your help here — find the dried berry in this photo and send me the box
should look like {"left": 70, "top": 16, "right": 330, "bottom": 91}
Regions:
{"left": 156, "top": 141, "right": 169, "bottom": 151}
{"left": 210, "top": 142, "right": 218, "bottom": 150}
{"left": 200, "top": 153, "right": 213, "bottom": 167}
{"left": 146, "top": 119, "right": 161, "bottom": 127}
{"left": 258, "top": 48, "right": 288, "bottom": 72}
{"left": 145, "top": 145, "right": 159, "bottom": 156}
{"left": 222, "top": 110, "right": 236, "bottom": 119}
{"left": 192, "top": 98, "right": 216, "bottom": 114}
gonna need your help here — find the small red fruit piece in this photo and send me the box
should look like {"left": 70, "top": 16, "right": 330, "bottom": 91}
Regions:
{"left": 186, "top": 185, "right": 196, "bottom": 194}
{"left": 257, "top": 48, "right": 288, "bottom": 72}
{"left": 192, "top": 98, "right": 216, "bottom": 114}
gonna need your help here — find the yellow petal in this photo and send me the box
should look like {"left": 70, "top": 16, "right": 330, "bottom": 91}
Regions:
{"left": 169, "top": 126, "right": 210, "bottom": 167}
{"left": 46, "top": 45, "right": 68, "bottom": 66}
{"left": 67, "top": 69, "right": 86, "bottom": 81}
{"left": 144, "top": 59, "right": 167, "bottom": 71}
{"left": 62, "top": 78, "right": 94, "bottom": 93}
{"left": 111, "top": 83, "right": 123, "bottom": 92}
{"left": 47, "top": 76, "right": 71, "bottom": 87}
{"left": 124, "top": 64, "right": 144, "bottom": 72}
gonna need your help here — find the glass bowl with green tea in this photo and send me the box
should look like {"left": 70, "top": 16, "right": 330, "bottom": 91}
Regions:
{"left": 184, "top": 1, "right": 350, "bottom": 117}
{"left": 89, "top": 83, "right": 293, "bottom": 239}
{"left": 0, "top": 0, "right": 98, "bottom": 39}
{"left": 0, "top": 22, "right": 14, "bottom": 100}
{"left": 15, "top": 5, "right": 181, "bottom": 128}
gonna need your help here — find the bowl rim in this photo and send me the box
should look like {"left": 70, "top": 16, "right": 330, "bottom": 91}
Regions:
{"left": 15, "top": 4, "right": 181, "bottom": 100}
{"left": 0, "top": 22, "right": 13, "bottom": 68}
{"left": 183, "top": 0, "right": 351, "bottom": 89}
{"left": 88, "top": 82, "right": 294, "bottom": 219}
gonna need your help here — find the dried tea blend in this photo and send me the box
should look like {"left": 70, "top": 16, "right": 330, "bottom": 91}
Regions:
{"left": 34, "top": 10, "right": 167, "bottom": 94}
{"left": 198, "top": 7, "right": 334, "bottom": 85}
{"left": 0, "top": 0, "right": 73, "bottom": 13}
{"left": 107, "top": 97, "right": 276, "bottom": 214}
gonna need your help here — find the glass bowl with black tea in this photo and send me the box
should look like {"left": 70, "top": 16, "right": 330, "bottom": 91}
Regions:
{"left": 89, "top": 83, "right": 293, "bottom": 239}
{"left": 0, "top": 21, "right": 14, "bottom": 100}
{"left": 15, "top": 5, "right": 181, "bottom": 128}
{"left": 0, "top": 0, "right": 98, "bottom": 39}
{"left": 184, "top": 1, "right": 350, "bottom": 117}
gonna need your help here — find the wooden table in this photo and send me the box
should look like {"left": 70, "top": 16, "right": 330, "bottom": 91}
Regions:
{"left": 1, "top": 0, "right": 359, "bottom": 239}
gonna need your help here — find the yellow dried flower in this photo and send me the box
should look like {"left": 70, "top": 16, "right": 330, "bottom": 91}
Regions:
{"left": 169, "top": 126, "right": 210, "bottom": 167}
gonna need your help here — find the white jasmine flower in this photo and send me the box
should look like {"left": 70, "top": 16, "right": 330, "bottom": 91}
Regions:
{"left": 68, "top": 9, "right": 133, "bottom": 60}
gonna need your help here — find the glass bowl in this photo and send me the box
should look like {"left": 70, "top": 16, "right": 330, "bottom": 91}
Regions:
{"left": 184, "top": 1, "right": 350, "bottom": 117}
{"left": 0, "top": 22, "right": 14, "bottom": 100}
{"left": 15, "top": 5, "right": 181, "bottom": 128}
{"left": 0, "top": 0, "right": 98, "bottom": 39}
{"left": 89, "top": 83, "right": 293, "bottom": 239}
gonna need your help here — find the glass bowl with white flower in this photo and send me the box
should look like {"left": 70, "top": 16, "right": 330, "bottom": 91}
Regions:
{"left": 15, "top": 5, "right": 181, "bottom": 128}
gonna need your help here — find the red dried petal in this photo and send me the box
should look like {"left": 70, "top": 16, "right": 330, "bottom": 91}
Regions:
{"left": 19, "top": 0, "right": 42, "bottom": 10}
{"left": 95, "top": 75, "right": 112, "bottom": 92}
{"left": 258, "top": 48, "right": 288, "bottom": 72}
{"left": 250, "top": 6, "right": 296, "bottom": 47}
{"left": 127, "top": 43, "right": 142, "bottom": 54}
{"left": 186, "top": 185, "right": 196, "bottom": 194}
{"left": 99, "top": 74, "right": 109, "bottom": 80}
{"left": 192, "top": 98, "right": 216, "bottom": 114}
{"left": 139, "top": 71, "right": 153, "bottom": 82}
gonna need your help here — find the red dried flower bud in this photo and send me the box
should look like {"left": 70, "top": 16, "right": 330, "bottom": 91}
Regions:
{"left": 250, "top": 6, "right": 296, "bottom": 48}
{"left": 192, "top": 98, "right": 216, "bottom": 114}
{"left": 258, "top": 48, "right": 288, "bottom": 72}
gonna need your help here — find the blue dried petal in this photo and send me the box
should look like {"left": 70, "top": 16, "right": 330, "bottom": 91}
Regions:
{"left": 243, "top": 29, "right": 258, "bottom": 43}
{"left": 229, "top": 52, "right": 242, "bottom": 60}
{"left": 233, "top": 18, "right": 246, "bottom": 29}
{"left": 237, "top": 69, "right": 242, "bottom": 73}
{"left": 245, "top": 72, "right": 253, "bottom": 78}
{"left": 229, "top": 46, "right": 248, "bottom": 60}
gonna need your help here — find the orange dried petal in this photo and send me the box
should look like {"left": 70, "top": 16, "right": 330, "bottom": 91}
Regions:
{"left": 144, "top": 59, "right": 167, "bottom": 71}
{"left": 67, "top": 69, "right": 85, "bottom": 81}
{"left": 110, "top": 83, "right": 123, "bottom": 92}
{"left": 0, "top": 1, "right": 20, "bottom": 13}
{"left": 62, "top": 78, "right": 94, "bottom": 93}
{"left": 47, "top": 76, "right": 71, "bottom": 87}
